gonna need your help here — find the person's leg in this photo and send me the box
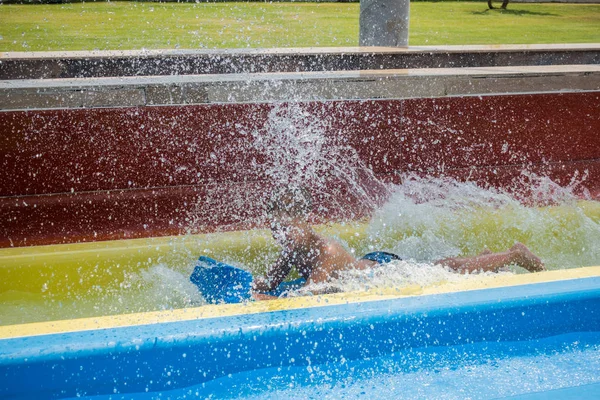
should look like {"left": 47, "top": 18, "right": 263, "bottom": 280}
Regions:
{"left": 478, "top": 248, "right": 492, "bottom": 256}
{"left": 436, "top": 243, "right": 545, "bottom": 274}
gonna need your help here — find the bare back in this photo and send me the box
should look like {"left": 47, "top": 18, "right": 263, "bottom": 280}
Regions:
{"left": 254, "top": 218, "right": 376, "bottom": 293}
{"left": 285, "top": 231, "right": 375, "bottom": 285}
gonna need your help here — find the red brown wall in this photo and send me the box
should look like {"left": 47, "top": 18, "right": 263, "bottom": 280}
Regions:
{"left": 2, "top": 92, "right": 599, "bottom": 247}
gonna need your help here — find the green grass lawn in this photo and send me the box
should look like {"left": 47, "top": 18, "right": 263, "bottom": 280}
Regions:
{"left": 0, "top": 2, "right": 599, "bottom": 52}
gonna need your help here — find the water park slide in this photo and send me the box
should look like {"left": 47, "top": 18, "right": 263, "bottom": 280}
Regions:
{"left": 1, "top": 45, "right": 599, "bottom": 397}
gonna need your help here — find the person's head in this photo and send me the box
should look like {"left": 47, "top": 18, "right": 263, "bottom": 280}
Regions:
{"left": 266, "top": 187, "right": 313, "bottom": 244}
{"left": 267, "top": 186, "right": 312, "bottom": 219}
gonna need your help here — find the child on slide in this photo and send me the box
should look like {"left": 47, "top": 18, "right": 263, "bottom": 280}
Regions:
{"left": 251, "top": 188, "right": 545, "bottom": 300}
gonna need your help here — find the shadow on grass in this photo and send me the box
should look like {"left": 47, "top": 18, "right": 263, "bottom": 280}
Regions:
{"left": 472, "top": 9, "right": 559, "bottom": 16}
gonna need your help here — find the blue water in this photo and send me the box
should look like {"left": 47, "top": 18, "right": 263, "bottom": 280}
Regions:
{"left": 83, "top": 331, "right": 600, "bottom": 399}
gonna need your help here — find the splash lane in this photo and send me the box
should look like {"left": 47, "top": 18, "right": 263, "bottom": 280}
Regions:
{"left": 0, "top": 267, "right": 599, "bottom": 398}
{"left": 0, "top": 193, "right": 598, "bottom": 327}
{"left": 1, "top": 194, "right": 599, "bottom": 326}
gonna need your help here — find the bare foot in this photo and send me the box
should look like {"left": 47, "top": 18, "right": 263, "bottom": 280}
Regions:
{"left": 510, "top": 243, "right": 545, "bottom": 272}
{"left": 478, "top": 248, "right": 493, "bottom": 256}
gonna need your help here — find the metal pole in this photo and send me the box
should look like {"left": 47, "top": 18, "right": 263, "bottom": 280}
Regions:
{"left": 359, "top": 0, "right": 410, "bottom": 47}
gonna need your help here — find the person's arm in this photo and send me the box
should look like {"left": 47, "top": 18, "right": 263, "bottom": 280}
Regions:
{"left": 251, "top": 253, "right": 293, "bottom": 292}
{"left": 294, "top": 284, "right": 342, "bottom": 296}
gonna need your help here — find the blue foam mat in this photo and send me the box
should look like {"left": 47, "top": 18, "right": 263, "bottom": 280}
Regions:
{"left": 190, "top": 256, "right": 306, "bottom": 303}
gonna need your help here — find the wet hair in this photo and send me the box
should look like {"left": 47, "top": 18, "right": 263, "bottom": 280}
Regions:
{"left": 267, "top": 187, "right": 313, "bottom": 218}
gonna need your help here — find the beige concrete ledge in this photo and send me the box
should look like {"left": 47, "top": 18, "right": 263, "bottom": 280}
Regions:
{"left": 1, "top": 64, "right": 599, "bottom": 110}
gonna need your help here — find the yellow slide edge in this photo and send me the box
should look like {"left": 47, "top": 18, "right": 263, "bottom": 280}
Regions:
{"left": 1, "top": 265, "right": 598, "bottom": 340}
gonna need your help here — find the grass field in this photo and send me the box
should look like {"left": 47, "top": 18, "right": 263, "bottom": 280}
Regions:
{"left": 0, "top": 2, "right": 599, "bottom": 51}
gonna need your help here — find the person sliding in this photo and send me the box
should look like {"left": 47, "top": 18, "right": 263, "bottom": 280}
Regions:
{"left": 251, "top": 188, "right": 545, "bottom": 300}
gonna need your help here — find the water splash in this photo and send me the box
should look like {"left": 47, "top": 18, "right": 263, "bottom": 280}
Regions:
{"left": 136, "top": 264, "right": 206, "bottom": 309}
{"left": 298, "top": 259, "right": 511, "bottom": 297}
{"left": 360, "top": 174, "right": 600, "bottom": 271}
{"left": 256, "top": 103, "right": 330, "bottom": 188}
{"left": 252, "top": 102, "right": 389, "bottom": 218}
{"left": 2, "top": 174, "right": 596, "bottom": 326}
{"left": 154, "top": 174, "right": 600, "bottom": 303}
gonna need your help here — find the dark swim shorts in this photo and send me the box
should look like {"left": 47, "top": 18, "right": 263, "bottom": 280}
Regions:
{"left": 361, "top": 251, "right": 403, "bottom": 264}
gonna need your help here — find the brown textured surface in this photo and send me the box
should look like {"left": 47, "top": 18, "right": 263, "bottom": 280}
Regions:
{"left": 1, "top": 91, "right": 599, "bottom": 247}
